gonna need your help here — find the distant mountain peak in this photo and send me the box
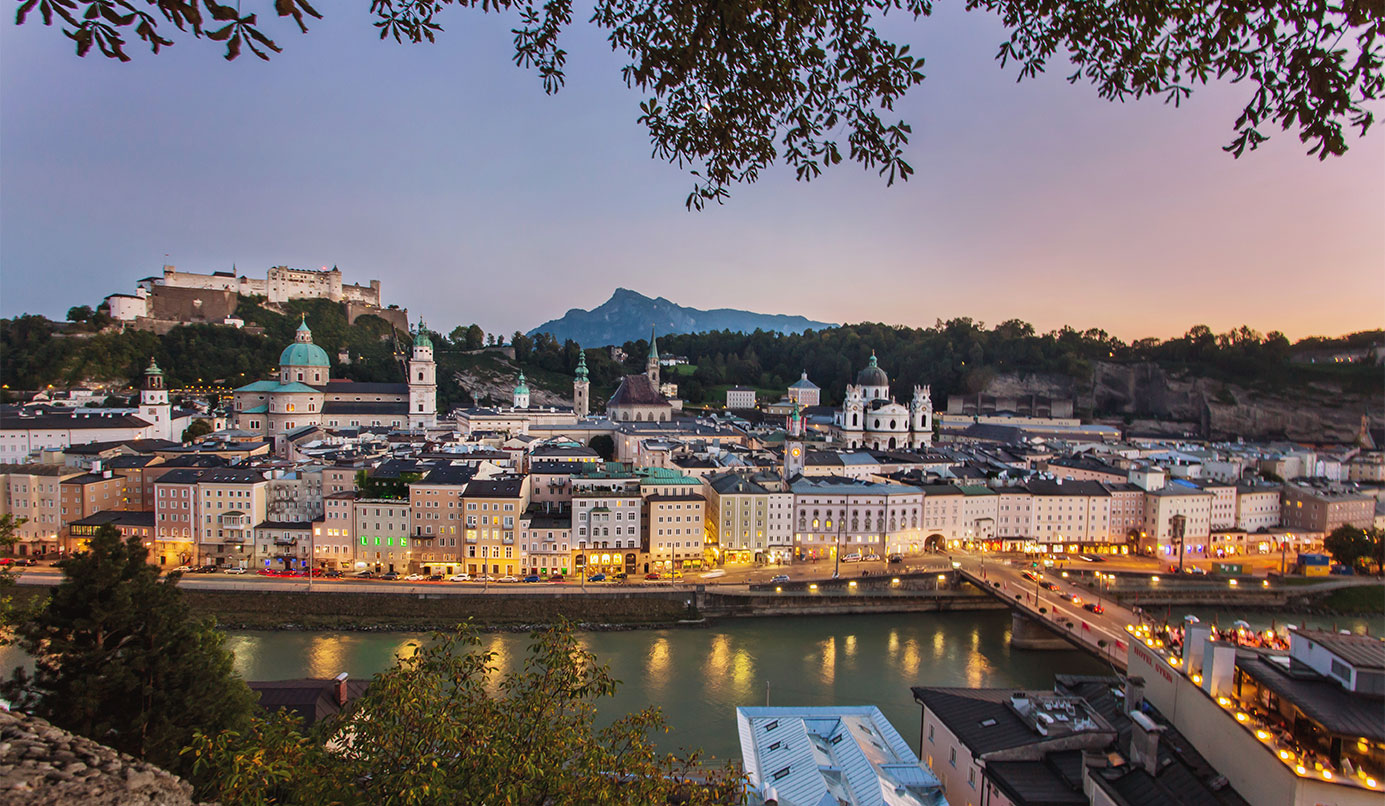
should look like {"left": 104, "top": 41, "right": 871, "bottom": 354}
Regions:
{"left": 527, "top": 290, "right": 835, "bottom": 346}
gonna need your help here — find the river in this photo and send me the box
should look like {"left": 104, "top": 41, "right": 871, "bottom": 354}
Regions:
{"left": 7, "top": 607, "right": 1376, "bottom": 762}
{"left": 218, "top": 612, "right": 1109, "bottom": 759}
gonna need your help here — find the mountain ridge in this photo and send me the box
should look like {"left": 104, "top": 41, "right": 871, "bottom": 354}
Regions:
{"left": 526, "top": 288, "right": 836, "bottom": 345}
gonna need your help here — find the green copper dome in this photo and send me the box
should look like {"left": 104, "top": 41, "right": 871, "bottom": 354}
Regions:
{"left": 575, "top": 349, "right": 589, "bottom": 381}
{"left": 280, "top": 342, "right": 331, "bottom": 368}
{"left": 514, "top": 371, "right": 530, "bottom": 395}
{"left": 414, "top": 319, "right": 433, "bottom": 351}
{"left": 280, "top": 319, "right": 330, "bottom": 368}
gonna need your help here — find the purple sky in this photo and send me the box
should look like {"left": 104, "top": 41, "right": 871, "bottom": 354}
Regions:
{"left": 3, "top": 5, "right": 1382, "bottom": 341}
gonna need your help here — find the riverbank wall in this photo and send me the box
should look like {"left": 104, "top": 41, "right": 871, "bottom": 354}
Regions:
{"left": 8, "top": 584, "right": 1005, "bottom": 631}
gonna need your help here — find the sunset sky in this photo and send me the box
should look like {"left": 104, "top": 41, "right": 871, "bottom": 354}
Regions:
{"left": 3, "top": 5, "right": 1382, "bottom": 342}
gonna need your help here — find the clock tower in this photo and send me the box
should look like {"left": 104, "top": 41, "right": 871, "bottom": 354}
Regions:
{"left": 784, "top": 401, "right": 806, "bottom": 479}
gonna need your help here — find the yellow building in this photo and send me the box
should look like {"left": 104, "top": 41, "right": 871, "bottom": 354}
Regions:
{"left": 462, "top": 477, "right": 528, "bottom": 577}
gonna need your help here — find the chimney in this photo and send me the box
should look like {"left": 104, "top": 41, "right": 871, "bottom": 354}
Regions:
{"left": 1185, "top": 623, "right": 1212, "bottom": 672}
{"left": 762, "top": 786, "right": 779, "bottom": 805}
{"left": 1124, "top": 676, "right": 1145, "bottom": 715}
{"left": 334, "top": 672, "right": 349, "bottom": 706}
{"left": 1202, "top": 640, "right": 1237, "bottom": 699}
{"left": 1128, "top": 710, "right": 1165, "bottom": 776}
{"left": 1009, "top": 692, "right": 1031, "bottom": 715}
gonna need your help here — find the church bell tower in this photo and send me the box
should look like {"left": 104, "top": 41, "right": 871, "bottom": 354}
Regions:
{"left": 573, "top": 348, "right": 590, "bottom": 418}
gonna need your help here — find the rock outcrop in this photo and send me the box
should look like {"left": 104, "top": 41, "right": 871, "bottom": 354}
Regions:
{"left": 973, "top": 361, "right": 1380, "bottom": 442}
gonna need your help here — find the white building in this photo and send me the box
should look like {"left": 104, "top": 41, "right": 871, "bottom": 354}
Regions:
{"left": 833, "top": 352, "right": 932, "bottom": 450}
{"left": 787, "top": 371, "right": 820, "bottom": 407}
{"left": 726, "top": 386, "right": 757, "bottom": 409}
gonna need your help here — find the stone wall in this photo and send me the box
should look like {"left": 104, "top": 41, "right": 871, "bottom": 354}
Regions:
{"left": 0, "top": 710, "right": 206, "bottom": 806}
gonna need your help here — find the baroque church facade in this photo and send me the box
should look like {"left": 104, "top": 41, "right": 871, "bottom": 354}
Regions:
{"left": 832, "top": 352, "right": 933, "bottom": 450}
{"left": 231, "top": 317, "right": 436, "bottom": 452}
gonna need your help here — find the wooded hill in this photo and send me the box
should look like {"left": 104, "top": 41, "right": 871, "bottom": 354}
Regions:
{"left": 2, "top": 310, "right": 1379, "bottom": 425}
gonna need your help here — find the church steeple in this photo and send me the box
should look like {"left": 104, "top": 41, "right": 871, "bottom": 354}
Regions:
{"left": 645, "top": 325, "right": 660, "bottom": 387}
{"left": 573, "top": 347, "right": 590, "bottom": 418}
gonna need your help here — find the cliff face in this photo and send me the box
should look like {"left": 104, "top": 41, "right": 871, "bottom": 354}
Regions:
{"left": 976, "top": 361, "right": 1380, "bottom": 442}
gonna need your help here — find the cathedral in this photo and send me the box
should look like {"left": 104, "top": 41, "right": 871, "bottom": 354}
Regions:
{"left": 832, "top": 352, "right": 932, "bottom": 450}
{"left": 231, "top": 316, "right": 436, "bottom": 452}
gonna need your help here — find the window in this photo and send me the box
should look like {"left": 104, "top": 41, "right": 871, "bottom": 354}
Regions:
{"left": 928, "top": 725, "right": 934, "bottom": 742}
{"left": 950, "top": 748, "right": 956, "bottom": 766}
{"left": 771, "top": 766, "right": 791, "bottom": 781}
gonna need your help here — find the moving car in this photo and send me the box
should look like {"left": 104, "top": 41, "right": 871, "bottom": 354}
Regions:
{"left": 770, "top": 574, "right": 790, "bottom": 584}
{"left": 224, "top": 567, "right": 248, "bottom": 575}
{"left": 548, "top": 574, "right": 565, "bottom": 582}
{"left": 353, "top": 570, "right": 376, "bottom": 579}
{"left": 1021, "top": 571, "right": 1040, "bottom": 582}
{"left": 1040, "top": 581, "right": 1059, "bottom": 591}
{"left": 645, "top": 573, "right": 662, "bottom": 580}
{"left": 1069, "top": 595, "right": 1083, "bottom": 604}
{"left": 404, "top": 573, "right": 427, "bottom": 581}
{"left": 1083, "top": 603, "right": 1105, "bottom": 614}
{"left": 700, "top": 569, "right": 726, "bottom": 579}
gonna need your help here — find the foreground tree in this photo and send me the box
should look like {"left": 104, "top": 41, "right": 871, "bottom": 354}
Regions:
{"left": 16, "top": 1, "right": 1381, "bottom": 207}
{"left": 189, "top": 623, "right": 739, "bottom": 805}
{"left": 3, "top": 525, "right": 257, "bottom": 773}
{"left": 1324, "top": 524, "right": 1384, "bottom": 574}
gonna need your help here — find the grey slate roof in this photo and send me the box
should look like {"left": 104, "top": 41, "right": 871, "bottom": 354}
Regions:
{"left": 1294, "top": 629, "right": 1385, "bottom": 671}
{"left": 607, "top": 374, "right": 669, "bottom": 406}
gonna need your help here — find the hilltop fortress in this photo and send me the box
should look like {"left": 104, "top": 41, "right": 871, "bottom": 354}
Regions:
{"left": 103, "top": 264, "right": 407, "bottom": 333}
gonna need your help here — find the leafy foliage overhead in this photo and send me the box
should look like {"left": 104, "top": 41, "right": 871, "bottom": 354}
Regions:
{"left": 15, "top": 0, "right": 1381, "bottom": 206}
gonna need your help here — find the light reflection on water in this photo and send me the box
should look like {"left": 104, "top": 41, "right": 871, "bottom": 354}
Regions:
{"left": 3, "top": 613, "right": 1109, "bottom": 761}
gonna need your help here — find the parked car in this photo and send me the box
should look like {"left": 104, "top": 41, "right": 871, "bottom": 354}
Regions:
{"left": 645, "top": 573, "right": 662, "bottom": 580}
{"left": 193, "top": 564, "right": 219, "bottom": 574}
{"left": 224, "top": 567, "right": 248, "bottom": 575}
{"left": 474, "top": 574, "right": 495, "bottom": 582}
{"left": 380, "top": 571, "right": 401, "bottom": 581}
{"left": 863, "top": 553, "right": 880, "bottom": 562}
{"left": 322, "top": 570, "right": 342, "bottom": 578}
{"left": 887, "top": 555, "right": 903, "bottom": 564}
{"left": 770, "top": 574, "right": 790, "bottom": 584}
{"left": 405, "top": 573, "right": 427, "bottom": 581}
{"left": 587, "top": 573, "right": 606, "bottom": 582}
{"left": 841, "top": 553, "right": 862, "bottom": 563}
{"left": 172, "top": 565, "right": 194, "bottom": 574}
{"left": 523, "top": 574, "right": 541, "bottom": 583}
{"left": 498, "top": 575, "right": 520, "bottom": 583}
{"left": 448, "top": 573, "right": 471, "bottom": 582}
{"left": 353, "top": 570, "right": 377, "bottom": 579}
{"left": 613, "top": 572, "right": 628, "bottom": 580}
{"left": 548, "top": 574, "right": 565, "bottom": 582}
{"left": 1083, "top": 603, "right": 1105, "bottom": 614}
